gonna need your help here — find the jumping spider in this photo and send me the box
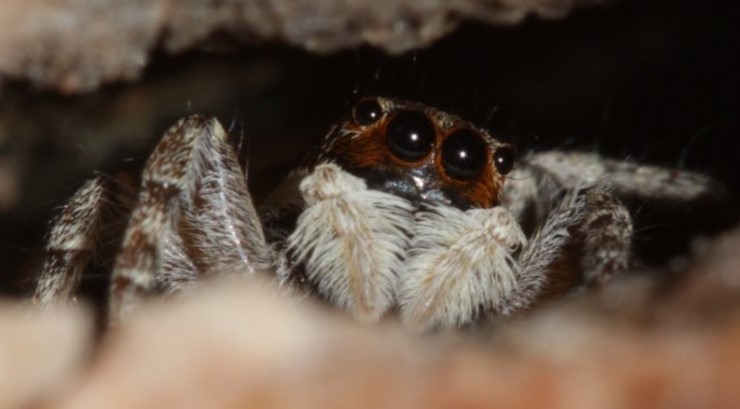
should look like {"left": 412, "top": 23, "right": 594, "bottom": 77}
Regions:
{"left": 34, "top": 97, "right": 724, "bottom": 330}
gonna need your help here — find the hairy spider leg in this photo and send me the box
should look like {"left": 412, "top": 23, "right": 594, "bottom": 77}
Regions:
{"left": 109, "top": 115, "right": 272, "bottom": 322}
{"left": 526, "top": 151, "right": 726, "bottom": 203}
{"left": 397, "top": 182, "right": 632, "bottom": 330}
{"left": 575, "top": 192, "right": 632, "bottom": 284}
{"left": 35, "top": 177, "right": 108, "bottom": 305}
{"left": 503, "top": 186, "right": 633, "bottom": 314}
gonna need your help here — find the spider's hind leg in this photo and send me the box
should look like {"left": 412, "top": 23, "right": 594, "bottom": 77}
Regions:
{"left": 110, "top": 115, "right": 273, "bottom": 321}
{"left": 571, "top": 190, "right": 633, "bottom": 285}
{"left": 525, "top": 150, "right": 735, "bottom": 264}
{"left": 508, "top": 187, "right": 633, "bottom": 313}
{"left": 526, "top": 151, "right": 730, "bottom": 207}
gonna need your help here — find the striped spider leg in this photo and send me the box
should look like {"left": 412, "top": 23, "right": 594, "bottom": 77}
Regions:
{"left": 35, "top": 116, "right": 274, "bottom": 323}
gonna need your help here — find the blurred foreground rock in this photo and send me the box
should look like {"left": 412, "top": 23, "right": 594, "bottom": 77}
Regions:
{"left": 0, "top": 302, "right": 91, "bottom": 409}
{"left": 3, "top": 218, "right": 740, "bottom": 409}
{"left": 0, "top": 0, "right": 609, "bottom": 93}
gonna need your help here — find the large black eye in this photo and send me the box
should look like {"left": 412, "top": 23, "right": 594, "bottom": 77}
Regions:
{"left": 493, "top": 146, "right": 516, "bottom": 175}
{"left": 353, "top": 99, "right": 383, "bottom": 126}
{"left": 385, "top": 111, "right": 435, "bottom": 162}
{"left": 441, "top": 130, "right": 488, "bottom": 180}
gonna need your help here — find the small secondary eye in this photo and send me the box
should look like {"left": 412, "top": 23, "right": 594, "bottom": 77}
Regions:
{"left": 493, "top": 145, "right": 516, "bottom": 175}
{"left": 441, "top": 130, "right": 488, "bottom": 180}
{"left": 385, "top": 111, "right": 435, "bottom": 162}
{"left": 353, "top": 99, "right": 384, "bottom": 126}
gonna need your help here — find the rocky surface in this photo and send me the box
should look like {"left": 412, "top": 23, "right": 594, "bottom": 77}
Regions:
{"left": 0, "top": 302, "right": 91, "bottom": 409}
{"left": 5, "top": 245, "right": 740, "bottom": 409}
{"left": 0, "top": 0, "right": 609, "bottom": 93}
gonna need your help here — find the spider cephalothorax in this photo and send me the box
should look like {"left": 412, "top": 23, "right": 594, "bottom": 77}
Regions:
{"left": 34, "top": 97, "right": 725, "bottom": 330}
{"left": 311, "top": 97, "right": 515, "bottom": 209}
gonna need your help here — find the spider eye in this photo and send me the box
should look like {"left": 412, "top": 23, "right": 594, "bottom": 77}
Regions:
{"left": 441, "top": 129, "right": 488, "bottom": 180}
{"left": 353, "top": 99, "right": 383, "bottom": 126}
{"left": 493, "top": 145, "right": 516, "bottom": 175}
{"left": 385, "top": 110, "right": 435, "bottom": 162}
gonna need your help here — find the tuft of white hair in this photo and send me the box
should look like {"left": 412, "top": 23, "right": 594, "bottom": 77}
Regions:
{"left": 287, "top": 163, "right": 414, "bottom": 322}
{"left": 399, "top": 205, "right": 527, "bottom": 331}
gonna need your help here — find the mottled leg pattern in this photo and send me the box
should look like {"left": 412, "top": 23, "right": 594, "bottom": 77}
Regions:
{"left": 34, "top": 175, "right": 135, "bottom": 306}
{"left": 110, "top": 115, "right": 272, "bottom": 321}
{"left": 503, "top": 150, "right": 725, "bottom": 234}
{"left": 110, "top": 177, "right": 178, "bottom": 319}
{"left": 574, "top": 191, "right": 632, "bottom": 285}
{"left": 34, "top": 177, "right": 107, "bottom": 305}
{"left": 499, "top": 150, "right": 721, "bottom": 314}
{"left": 503, "top": 187, "right": 632, "bottom": 315}
{"left": 525, "top": 151, "right": 727, "bottom": 203}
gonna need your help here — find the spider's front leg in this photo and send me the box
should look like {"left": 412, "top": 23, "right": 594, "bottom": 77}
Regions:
{"left": 507, "top": 188, "right": 632, "bottom": 312}
{"left": 110, "top": 115, "right": 273, "bottom": 321}
{"left": 398, "top": 188, "right": 632, "bottom": 331}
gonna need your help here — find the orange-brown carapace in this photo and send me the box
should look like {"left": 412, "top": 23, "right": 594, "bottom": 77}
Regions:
{"left": 309, "top": 97, "right": 516, "bottom": 209}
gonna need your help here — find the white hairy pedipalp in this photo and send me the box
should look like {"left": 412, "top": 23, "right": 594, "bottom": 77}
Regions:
{"left": 399, "top": 205, "right": 527, "bottom": 330}
{"left": 287, "top": 163, "right": 414, "bottom": 321}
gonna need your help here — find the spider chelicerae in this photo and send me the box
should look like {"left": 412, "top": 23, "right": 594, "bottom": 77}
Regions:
{"left": 33, "top": 97, "right": 725, "bottom": 330}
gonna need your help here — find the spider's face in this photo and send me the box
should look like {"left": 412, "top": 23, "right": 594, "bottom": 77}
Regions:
{"left": 312, "top": 97, "right": 516, "bottom": 209}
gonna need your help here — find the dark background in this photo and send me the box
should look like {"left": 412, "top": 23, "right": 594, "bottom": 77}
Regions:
{"left": 1, "top": 0, "right": 738, "bottom": 295}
